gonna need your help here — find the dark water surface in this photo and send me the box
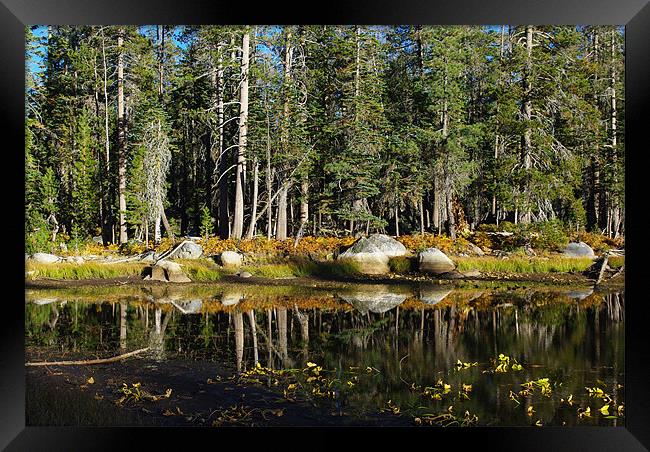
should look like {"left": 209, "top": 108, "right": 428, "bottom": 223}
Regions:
{"left": 25, "top": 283, "right": 624, "bottom": 426}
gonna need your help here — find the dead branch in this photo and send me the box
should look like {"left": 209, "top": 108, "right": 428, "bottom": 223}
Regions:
{"left": 26, "top": 347, "right": 149, "bottom": 367}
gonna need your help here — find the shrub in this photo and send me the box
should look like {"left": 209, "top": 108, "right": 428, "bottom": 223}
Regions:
{"left": 527, "top": 220, "right": 569, "bottom": 251}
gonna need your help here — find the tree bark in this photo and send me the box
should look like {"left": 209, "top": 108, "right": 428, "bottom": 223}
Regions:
{"left": 276, "top": 28, "right": 293, "bottom": 240}
{"left": 520, "top": 25, "right": 534, "bottom": 224}
{"left": 245, "top": 157, "right": 259, "bottom": 238}
{"left": 231, "top": 30, "right": 249, "bottom": 239}
{"left": 100, "top": 31, "right": 112, "bottom": 244}
{"left": 117, "top": 27, "right": 128, "bottom": 244}
{"left": 276, "top": 184, "right": 289, "bottom": 240}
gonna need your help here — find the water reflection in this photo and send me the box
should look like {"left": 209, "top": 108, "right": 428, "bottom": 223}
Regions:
{"left": 25, "top": 284, "right": 625, "bottom": 426}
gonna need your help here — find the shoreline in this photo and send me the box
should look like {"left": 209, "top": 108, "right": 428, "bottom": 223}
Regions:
{"left": 24, "top": 269, "right": 624, "bottom": 291}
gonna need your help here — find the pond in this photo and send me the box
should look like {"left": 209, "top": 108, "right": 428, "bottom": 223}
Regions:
{"left": 25, "top": 283, "right": 624, "bottom": 427}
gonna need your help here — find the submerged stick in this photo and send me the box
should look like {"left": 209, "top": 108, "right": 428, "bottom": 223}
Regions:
{"left": 25, "top": 347, "right": 149, "bottom": 367}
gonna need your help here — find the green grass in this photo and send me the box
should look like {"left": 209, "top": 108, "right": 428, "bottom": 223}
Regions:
{"left": 25, "top": 261, "right": 146, "bottom": 280}
{"left": 388, "top": 256, "right": 416, "bottom": 273}
{"left": 241, "top": 258, "right": 361, "bottom": 279}
{"left": 455, "top": 256, "right": 595, "bottom": 273}
{"left": 608, "top": 256, "right": 625, "bottom": 269}
{"left": 174, "top": 259, "right": 223, "bottom": 281}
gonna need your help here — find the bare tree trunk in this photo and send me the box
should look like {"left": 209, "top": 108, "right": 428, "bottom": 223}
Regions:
{"left": 276, "top": 185, "right": 289, "bottom": 240}
{"left": 419, "top": 197, "right": 425, "bottom": 234}
{"left": 231, "top": 31, "right": 249, "bottom": 239}
{"left": 609, "top": 30, "right": 619, "bottom": 237}
{"left": 520, "top": 25, "right": 533, "bottom": 224}
{"left": 299, "top": 178, "right": 309, "bottom": 233}
{"left": 245, "top": 157, "right": 259, "bottom": 238}
{"left": 492, "top": 25, "right": 505, "bottom": 220}
{"left": 266, "top": 112, "right": 273, "bottom": 239}
{"left": 154, "top": 215, "right": 161, "bottom": 244}
{"left": 395, "top": 205, "right": 400, "bottom": 236}
{"left": 100, "top": 31, "right": 112, "bottom": 244}
{"left": 117, "top": 27, "right": 128, "bottom": 244}
{"left": 276, "top": 29, "right": 293, "bottom": 240}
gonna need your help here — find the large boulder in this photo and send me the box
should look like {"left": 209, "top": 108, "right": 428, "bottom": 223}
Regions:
{"left": 337, "top": 237, "right": 389, "bottom": 275}
{"left": 170, "top": 241, "right": 203, "bottom": 259}
{"left": 366, "top": 234, "right": 407, "bottom": 257}
{"left": 219, "top": 251, "right": 243, "bottom": 268}
{"left": 339, "top": 286, "right": 407, "bottom": 313}
{"left": 145, "top": 260, "right": 191, "bottom": 283}
{"left": 29, "top": 253, "right": 61, "bottom": 264}
{"left": 418, "top": 248, "right": 455, "bottom": 274}
{"left": 563, "top": 242, "right": 596, "bottom": 259}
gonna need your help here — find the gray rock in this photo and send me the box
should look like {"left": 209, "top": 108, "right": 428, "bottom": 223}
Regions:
{"left": 338, "top": 237, "right": 390, "bottom": 275}
{"left": 170, "top": 241, "right": 203, "bottom": 259}
{"left": 467, "top": 242, "right": 485, "bottom": 256}
{"left": 238, "top": 271, "right": 253, "bottom": 278}
{"left": 418, "top": 248, "right": 455, "bottom": 274}
{"left": 92, "top": 236, "right": 104, "bottom": 244}
{"left": 366, "top": 234, "right": 407, "bottom": 257}
{"left": 441, "top": 270, "right": 465, "bottom": 279}
{"left": 419, "top": 286, "right": 453, "bottom": 305}
{"left": 65, "top": 256, "right": 85, "bottom": 264}
{"left": 462, "top": 269, "right": 481, "bottom": 278}
{"left": 29, "top": 253, "right": 61, "bottom": 264}
{"left": 146, "top": 260, "right": 191, "bottom": 283}
{"left": 339, "top": 286, "right": 407, "bottom": 313}
{"left": 219, "top": 251, "right": 243, "bottom": 268}
{"left": 563, "top": 242, "right": 595, "bottom": 259}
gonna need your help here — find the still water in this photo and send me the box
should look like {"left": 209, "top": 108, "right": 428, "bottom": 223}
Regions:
{"left": 25, "top": 283, "right": 624, "bottom": 426}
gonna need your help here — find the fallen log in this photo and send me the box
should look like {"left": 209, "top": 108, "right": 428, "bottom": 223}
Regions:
{"left": 25, "top": 347, "right": 149, "bottom": 367}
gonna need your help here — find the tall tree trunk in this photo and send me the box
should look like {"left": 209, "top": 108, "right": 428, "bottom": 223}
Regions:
{"left": 441, "top": 65, "right": 455, "bottom": 239}
{"left": 117, "top": 27, "right": 128, "bottom": 244}
{"left": 277, "top": 28, "right": 293, "bottom": 239}
{"left": 266, "top": 109, "right": 273, "bottom": 239}
{"left": 609, "top": 30, "right": 619, "bottom": 237}
{"left": 520, "top": 25, "right": 534, "bottom": 224}
{"left": 100, "top": 31, "right": 112, "bottom": 244}
{"left": 587, "top": 29, "right": 600, "bottom": 231}
{"left": 276, "top": 185, "right": 289, "bottom": 240}
{"left": 231, "top": 31, "right": 249, "bottom": 239}
{"left": 492, "top": 25, "right": 505, "bottom": 220}
{"left": 216, "top": 45, "right": 230, "bottom": 238}
{"left": 245, "top": 157, "right": 259, "bottom": 238}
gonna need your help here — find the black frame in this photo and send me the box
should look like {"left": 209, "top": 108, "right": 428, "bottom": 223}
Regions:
{"left": 2, "top": 0, "right": 649, "bottom": 449}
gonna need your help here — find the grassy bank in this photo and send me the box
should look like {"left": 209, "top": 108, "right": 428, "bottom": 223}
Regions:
{"left": 25, "top": 255, "right": 624, "bottom": 282}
